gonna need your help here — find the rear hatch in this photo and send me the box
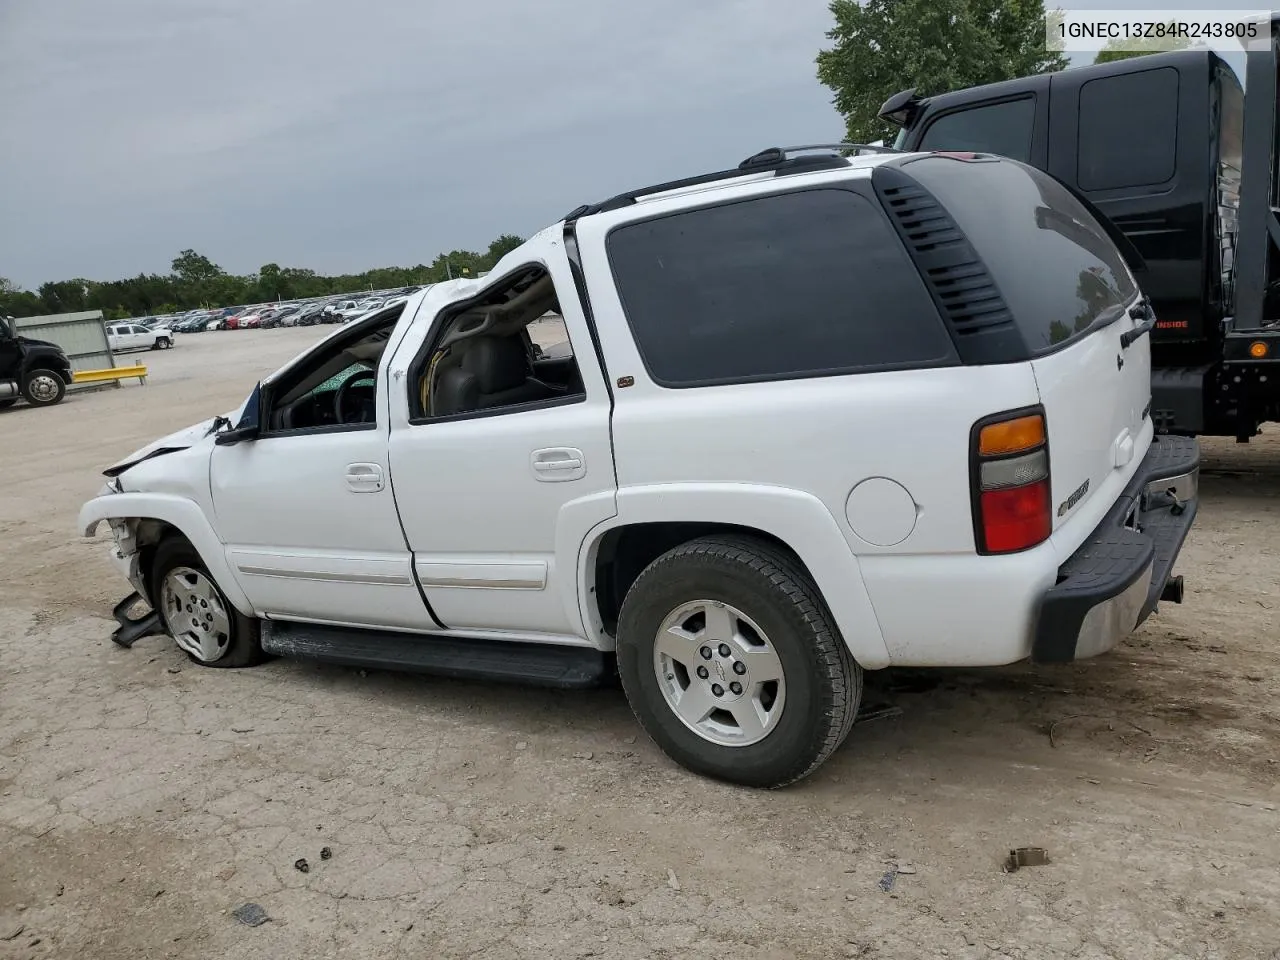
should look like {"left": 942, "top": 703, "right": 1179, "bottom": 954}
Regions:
{"left": 884, "top": 155, "right": 1153, "bottom": 530}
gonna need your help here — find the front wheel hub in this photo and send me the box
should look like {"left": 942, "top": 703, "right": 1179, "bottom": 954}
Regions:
{"left": 28, "top": 374, "right": 59, "bottom": 401}
{"left": 160, "top": 566, "right": 231, "bottom": 663}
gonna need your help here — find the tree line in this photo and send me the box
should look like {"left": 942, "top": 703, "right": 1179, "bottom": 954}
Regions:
{"left": 1, "top": 234, "right": 525, "bottom": 321}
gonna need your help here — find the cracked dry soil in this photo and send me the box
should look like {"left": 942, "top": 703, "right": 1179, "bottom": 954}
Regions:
{"left": 1, "top": 327, "right": 1278, "bottom": 959}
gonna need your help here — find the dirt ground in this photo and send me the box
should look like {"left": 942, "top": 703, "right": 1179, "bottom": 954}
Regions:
{"left": 1, "top": 326, "right": 1277, "bottom": 960}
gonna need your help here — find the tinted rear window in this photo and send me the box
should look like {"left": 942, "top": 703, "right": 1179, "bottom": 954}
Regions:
{"left": 902, "top": 157, "right": 1138, "bottom": 354}
{"left": 606, "top": 187, "right": 956, "bottom": 386}
{"left": 916, "top": 98, "right": 1035, "bottom": 162}
{"left": 1078, "top": 68, "right": 1179, "bottom": 191}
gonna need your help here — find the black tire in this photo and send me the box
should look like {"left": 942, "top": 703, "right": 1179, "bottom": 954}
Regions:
{"left": 149, "top": 537, "right": 265, "bottom": 668}
{"left": 21, "top": 368, "right": 66, "bottom": 406}
{"left": 616, "top": 535, "right": 861, "bottom": 788}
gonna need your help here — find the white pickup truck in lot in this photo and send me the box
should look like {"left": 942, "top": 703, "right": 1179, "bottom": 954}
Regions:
{"left": 80, "top": 145, "right": 1200, "bottom": 787}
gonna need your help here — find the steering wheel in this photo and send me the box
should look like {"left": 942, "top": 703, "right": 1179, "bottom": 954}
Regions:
{"left": 333, "top": 370, "right": 377, "bottom": 424}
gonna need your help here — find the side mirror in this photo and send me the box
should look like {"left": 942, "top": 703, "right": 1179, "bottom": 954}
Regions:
{"left": 214, "top": 424, "right": 260, "bottom": 446}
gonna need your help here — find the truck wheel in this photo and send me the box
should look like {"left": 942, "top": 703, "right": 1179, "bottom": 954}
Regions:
{"left": 21, "top": 369, "right": 66, "bottom": 406}
{"left": 616, "top": 535, "right": 860, "bottom": 788}
{"left": 150, "top": 537, "right": 265, "bottom": 668}
{"left": 153, "top": 337, "right": 171, "bottom": 350}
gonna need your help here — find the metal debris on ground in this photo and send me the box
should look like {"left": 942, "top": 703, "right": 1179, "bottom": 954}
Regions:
{"left": 856, "top": 703, "right": 904, "bottom": 724}
{"left": 878, "top": 869, "right": 897, "bottom": 892}
{"left": 232, "top": 903, "right": 269, "bottom": 927}
{"left": 320, "top": 846, "right": 332, "bottom": 861}
{"left": 666, "top": 869, "right": 681, "bottom": 891}
{"left": 294, "top": 858, "right": 310, "bottom": 873}
{"left": 1002, "top": 847, "right": 1050, "bottom": 872}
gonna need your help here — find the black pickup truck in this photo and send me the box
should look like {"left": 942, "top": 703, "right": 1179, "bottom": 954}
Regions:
{"left": 0, "top": 314, "right": 73, "bottom": 408}
{"left": 884, "top": 31, "right": 1279, "bottom": 440}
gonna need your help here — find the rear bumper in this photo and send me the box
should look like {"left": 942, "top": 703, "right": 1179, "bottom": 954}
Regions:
{"left": 1031, "top": 436, "right": 1199, "bottom": 663}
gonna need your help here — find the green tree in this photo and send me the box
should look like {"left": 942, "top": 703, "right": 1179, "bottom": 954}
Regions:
{"left": 1094, "top": 24, "right": 1194, "bottom": 64}
{"left": 483, "top": 234, "right": 525, "bottom": 268}
{"left": 170, "top": 249, "right": 223, "bottom": 284}
{"left": 0, "top": 277, "right": 43, "bottom": 317}
{"left": 39, "top": 279, "right": 92, "bottom": 314}
{"left": 816, "top": 0, "right": 1069, "bottom": 144}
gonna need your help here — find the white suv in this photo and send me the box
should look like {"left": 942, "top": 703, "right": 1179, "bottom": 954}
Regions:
{"left": 107, "top": 322, "right": 173, "bottom": 352}
{"left": 80, "top": 146, "right": 1199, "bottom": 787}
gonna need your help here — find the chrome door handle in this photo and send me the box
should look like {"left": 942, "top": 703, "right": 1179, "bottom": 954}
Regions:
{"left": 531, "top": 447, "right": 586, "bottom": 482}
{"left": 345, "top": 462, "right": 384, "bottom": 492}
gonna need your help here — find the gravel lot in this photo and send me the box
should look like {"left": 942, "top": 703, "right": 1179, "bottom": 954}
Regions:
{"left": 2, "top": 327, "right": 1278, "bottom": 959}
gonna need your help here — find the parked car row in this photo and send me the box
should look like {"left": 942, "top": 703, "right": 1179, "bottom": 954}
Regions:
{"left": 119, "top": 288, "right": 424, "bottom": 337}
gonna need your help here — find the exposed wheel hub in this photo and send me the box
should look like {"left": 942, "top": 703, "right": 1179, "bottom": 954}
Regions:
{"left": 160, "top": 566, "right": 231, "bottom": 663}
{"left": 653, "top": 600, "right": 786, "bottom": 747}
{"left": 28, "top": 374, "right": 58, "bottom": 401}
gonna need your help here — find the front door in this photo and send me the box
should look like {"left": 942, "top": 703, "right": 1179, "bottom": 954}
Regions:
{"left": 209, "top": 312, "right": 435, "bottom": 631}
{"left": 385, "top": 251, "right": 617, "bottom": 640}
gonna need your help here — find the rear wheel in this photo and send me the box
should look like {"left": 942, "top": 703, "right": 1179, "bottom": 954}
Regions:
{"left": 150, "top": 538, "right": 264, "bottom": 668}
{"left": 616, "top": 535, "right": 860, "bottom": 788}
{"left": 21, "top": 369, "right": 66, "bottom": 406}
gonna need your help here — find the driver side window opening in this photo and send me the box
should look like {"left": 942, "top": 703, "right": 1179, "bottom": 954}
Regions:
{"left": 262, "top": 305, "right": 404, "bottom": 436}
{"left": 409, "top": 264, "right": 586, "bottom": 422}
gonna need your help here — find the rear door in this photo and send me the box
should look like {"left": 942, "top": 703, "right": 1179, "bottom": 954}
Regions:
{"left": 898, "top": 156, "right": 1152, "bottom": 531}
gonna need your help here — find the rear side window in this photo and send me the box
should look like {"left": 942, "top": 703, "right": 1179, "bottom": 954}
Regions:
{"left": 606, "top": 188, "right": 956, "bottom": 387}
{"left": 1078, "top": 68, "right": 1179, "bottom": 191}
{"left": 903, "top": 157, "right": 1138, "bottom": 354}
{"left": 916, "top": 98, "right": 1035, "bottom": 162}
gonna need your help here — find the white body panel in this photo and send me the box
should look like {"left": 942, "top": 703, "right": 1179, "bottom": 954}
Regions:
{"left": 1031, "top": 312, "right": 1152, "bottom": 535}
{"left": 80, "top": 152, "right": 1165, "bottom": 672}
{"left": 384, "top": 237, "right": 616, "bottom": 641}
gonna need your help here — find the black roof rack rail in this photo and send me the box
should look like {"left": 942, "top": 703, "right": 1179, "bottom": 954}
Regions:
{"left": 564, "top": 142, "right": 900, "bottom": 223}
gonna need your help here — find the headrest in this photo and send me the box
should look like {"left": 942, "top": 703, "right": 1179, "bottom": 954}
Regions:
{"left": 462, "top": 336, "right": 528, "bottom": 394}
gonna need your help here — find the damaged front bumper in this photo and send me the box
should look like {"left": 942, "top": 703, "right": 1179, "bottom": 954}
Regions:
{"left": 1031, "top": 436, "right": 1200, "bottom": 663}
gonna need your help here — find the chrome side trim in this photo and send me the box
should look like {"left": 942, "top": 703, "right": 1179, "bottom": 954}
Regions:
{"left": 414, "top": 559, "right": 549, "bottom": 591}
{"left": 236, "top": 565, "right": 413, "bottom": 587}
{"left": 418, "top": 575, "right": 545, "bottom": 590}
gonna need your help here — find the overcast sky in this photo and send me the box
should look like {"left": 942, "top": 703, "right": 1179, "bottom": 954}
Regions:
{"left": 0, "top": 0, "right": 1244, "bottom": 289}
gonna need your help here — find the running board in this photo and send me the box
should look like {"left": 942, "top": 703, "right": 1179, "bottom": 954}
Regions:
{"left": 260, "top": 620, "right": 609, "bottom": 689}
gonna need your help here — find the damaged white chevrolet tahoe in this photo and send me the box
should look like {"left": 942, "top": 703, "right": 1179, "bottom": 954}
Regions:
{"left": 80, "top": 146, "right": 1200, "bottom": 787}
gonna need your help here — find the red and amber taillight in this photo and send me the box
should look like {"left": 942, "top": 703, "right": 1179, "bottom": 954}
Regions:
{"left": 972, "top": 409, "right": 1051, "bottom": 554}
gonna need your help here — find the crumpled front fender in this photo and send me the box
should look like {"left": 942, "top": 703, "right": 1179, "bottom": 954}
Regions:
{"left": 79, "top": 492, "right": 254, "bottom": 616}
